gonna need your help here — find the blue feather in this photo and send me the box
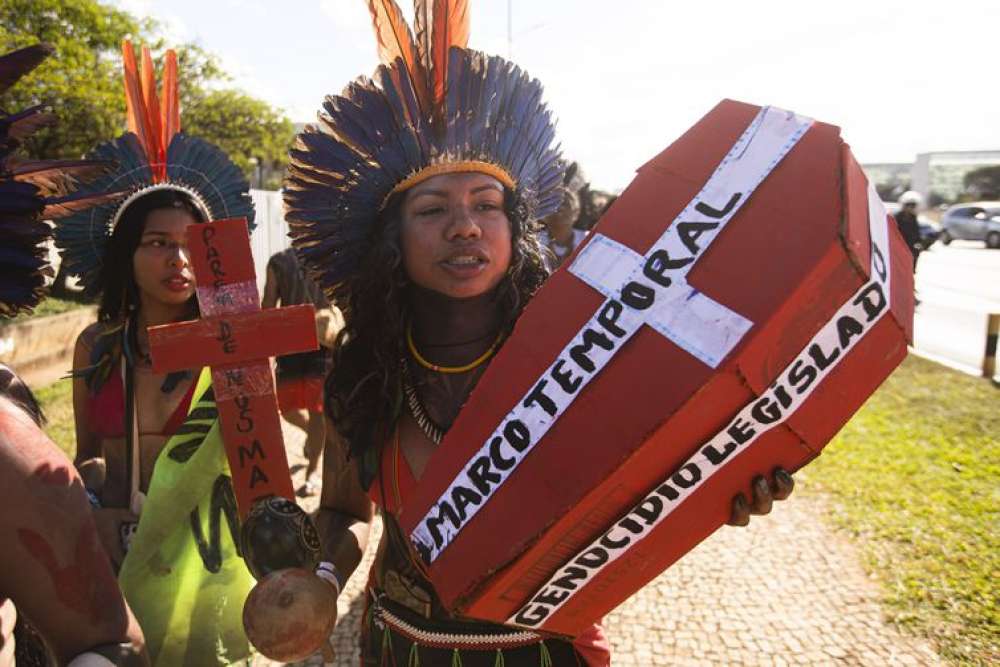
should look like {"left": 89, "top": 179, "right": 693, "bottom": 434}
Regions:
{"left": 53, "top": 129, "right": 254, "bottom": 296}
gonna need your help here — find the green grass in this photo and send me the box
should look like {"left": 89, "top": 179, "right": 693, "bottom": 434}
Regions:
{"left": 2, "top": 296, "right": 87, "bottom": 324}
{"left": 34, "top": 377, "right": 76, "bottom": 459}
{"left": 801, "top": 355, "right": 999, "bottom": 664}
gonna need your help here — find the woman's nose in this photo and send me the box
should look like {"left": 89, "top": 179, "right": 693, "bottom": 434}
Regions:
{"left": 446, "top": 205, "right": 482, "bottom": 240}
{"left": 167, "top": 243, "right": 191, "bottom": 268}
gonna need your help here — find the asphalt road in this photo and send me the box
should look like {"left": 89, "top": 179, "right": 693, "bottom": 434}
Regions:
{"left": 913, "top": 240, "right": 1000, "bottom": 377}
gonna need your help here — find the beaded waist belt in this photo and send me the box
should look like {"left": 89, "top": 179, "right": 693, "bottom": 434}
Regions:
{"left": 371, "top": 591, "right": 543, "bottom": 651}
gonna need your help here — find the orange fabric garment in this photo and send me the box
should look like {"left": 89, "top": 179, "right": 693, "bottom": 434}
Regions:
{"left": 368, "top": 433, "right": 612, "bottom": 667}
{"left": 276, "top": 376, "right": 325, "bottom": 413}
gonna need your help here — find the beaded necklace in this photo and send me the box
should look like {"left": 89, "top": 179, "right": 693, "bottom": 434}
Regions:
{"left": 400, "top": 361, "right": 445, "bottom": 445}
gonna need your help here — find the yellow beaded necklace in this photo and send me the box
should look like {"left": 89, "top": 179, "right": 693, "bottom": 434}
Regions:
{"left": 405, "top": 323, "right": 504, "bottom": 374}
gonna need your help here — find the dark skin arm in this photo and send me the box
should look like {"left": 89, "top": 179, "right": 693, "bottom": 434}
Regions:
{"left": 71, "top": 328, "right": 102, "bottom": 470}
{"left": 314, "top": 420, "right": 375, "bottom": 605}
{"left": 261, "top": 265, "right": 279, "bottom": 309}
{"left": 70, "top": 327, "right": 135, "bottom": 570}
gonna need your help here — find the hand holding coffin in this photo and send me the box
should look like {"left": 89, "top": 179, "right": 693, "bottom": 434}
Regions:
{"left": 727, "top": 468, "right": 794, "bottom": 527}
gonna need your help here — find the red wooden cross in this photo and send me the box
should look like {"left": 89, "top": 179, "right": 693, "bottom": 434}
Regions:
{"left": 148, "top": 218, "right": 319, "bottom": 519}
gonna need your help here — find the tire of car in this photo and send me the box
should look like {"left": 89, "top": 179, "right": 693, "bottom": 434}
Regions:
{"left": 987, "top": 231, "right": 1000, "bottom": 249}
{"left": 940, "top": 230, "right": 952, "bottom": 245}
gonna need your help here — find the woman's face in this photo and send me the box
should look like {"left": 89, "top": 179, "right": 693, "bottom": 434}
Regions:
{"left": 132, "top": 207, "right": 197, "bottom": 308}
{"left": 400, "top": 172, "right": 512, "bottom": 299}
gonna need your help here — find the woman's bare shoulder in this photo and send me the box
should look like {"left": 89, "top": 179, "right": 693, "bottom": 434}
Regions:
{"left": 76, "top": 320, "right": 112, "bottom": 352}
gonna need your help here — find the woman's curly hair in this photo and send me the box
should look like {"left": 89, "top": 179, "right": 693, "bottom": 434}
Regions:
{"left": 324, "top": 189, "right": 549, "bottom": 472}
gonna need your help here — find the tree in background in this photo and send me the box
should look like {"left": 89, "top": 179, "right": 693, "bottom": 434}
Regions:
{"left": 0, "top": 0, "right": 144, "bottom": 159}
{"left": 186, "top": 90, "right": 293, "bottom": 190}
{"left": 1, "top": 0, "right": 294, "bottom": 299}
{"left": 173, "top": 43, "right": 294, "bottom": 189}
{"left": 0, "top": 0, "right": 294, "bottom": 188}
{"left": 963, "top": 165, "right": 1000, "bottom": 200}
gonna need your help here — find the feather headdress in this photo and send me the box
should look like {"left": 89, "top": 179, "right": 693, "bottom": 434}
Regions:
{"left": 54, "top": 41, "right": 255, "bottom": 297}
{"left": 284, "top": 0, "right": 564, "bottom": 294}
{"left": 0, "top": 44, "right": 123, "bottom": 316}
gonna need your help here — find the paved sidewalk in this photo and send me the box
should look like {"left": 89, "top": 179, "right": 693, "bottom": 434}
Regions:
{"left": 274, "top": 425, "right": 941, "bottom": 667}
{"left": 599, "top": 494, "right": 940, "bottom": 666}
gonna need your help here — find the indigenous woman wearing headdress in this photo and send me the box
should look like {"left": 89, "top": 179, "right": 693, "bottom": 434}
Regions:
{"left": 286, "top": 2, "right": 792, "bottom": 664}
{"left": 54, "top": 42, "right": 257, "bottom": 666}
{"left": 0, "top": 43, "right": 147, "bottom": 666}
{"left": 284, "top": 3, "right": 603, "bottom": 663}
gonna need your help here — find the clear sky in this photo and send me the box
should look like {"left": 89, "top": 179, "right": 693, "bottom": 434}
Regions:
{"left": 112, "top": 0, "right": 1000, "bottom": 191}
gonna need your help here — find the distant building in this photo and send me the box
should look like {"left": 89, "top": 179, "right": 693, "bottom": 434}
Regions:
{"left": 911, "top": 150, "right": 1000, "bottom": 202}
{"left": 862, "top": 163, "right": 912, "bottom": 200}
{"left": 862, "top": 151, "right": 1000, "bottom": 204}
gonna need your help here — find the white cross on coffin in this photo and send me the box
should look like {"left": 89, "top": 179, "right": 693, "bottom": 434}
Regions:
{"left": 567, "top": 107, "right": 815, "bottom": 368}
{"left": 568, "top": 229, "right": 753, "bottom": 368}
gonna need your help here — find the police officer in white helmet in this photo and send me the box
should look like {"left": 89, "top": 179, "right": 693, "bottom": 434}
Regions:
{"left": 896, "top": 190, "right": 923, "bottom": 271}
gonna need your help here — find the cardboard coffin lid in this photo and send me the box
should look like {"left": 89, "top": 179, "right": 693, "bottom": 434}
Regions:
{"left": 466, "top": 148, "right": 915, "bottom": 636}
{"left": 397, "top": 99, "right": 914, "bottom": 634}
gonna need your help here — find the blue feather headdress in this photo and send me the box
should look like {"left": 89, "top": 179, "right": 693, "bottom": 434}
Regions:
{"left": 53, "top": 41, "right": 255, "bottom": 297}
{"left": 0, "top": 43, "right": 125, "bottom": 317}
{"left": 284, "top": 0, "right": 564, "bottom": 294}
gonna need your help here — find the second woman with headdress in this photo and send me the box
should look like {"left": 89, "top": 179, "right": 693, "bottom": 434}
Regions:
{"left": 55, "top": 41, "right": 258, "bottom": 666}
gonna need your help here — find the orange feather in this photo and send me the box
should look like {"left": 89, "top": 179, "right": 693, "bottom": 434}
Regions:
{"left": 366, "top": 0, "right": 430, "bottom": 113}
{"left": 413, "top": 0, "right": 433, "bottom": 76}
{"left": 431, "top": 0, "right": 470, "bottom": 108}
{"left": 121, "top": 42, "right": 182, "bottom": 183}
{"left": 140, "top": 46, "right": 165, "bottom": 181}
{"left": 160, "top": 50, "right": 180, "bottom": 150}
{"left": 121, "top": 41, "right": 153, "bottom": 155}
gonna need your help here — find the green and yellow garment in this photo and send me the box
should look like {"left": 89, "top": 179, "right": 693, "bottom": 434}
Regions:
{"left": 118, "top": 368, "right": 255, "bottom": 667}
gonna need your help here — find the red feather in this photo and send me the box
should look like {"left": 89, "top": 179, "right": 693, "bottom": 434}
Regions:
{"left": 121, "top": 41, "right": 155, "bottom": 163}
{"left": 431, "top": 0, "right": 470, "bottom": 108}
{"left": 366, "top": 0, "right": 430, "bottom": 114}
{"left": 140, "top": 46, "right": 165, "bottom": 181}
{"left": 161, "top": 50, "right": 180, "bottom": 148}
{"left": 120, "top": 41, "right": 181, "bottom": 182}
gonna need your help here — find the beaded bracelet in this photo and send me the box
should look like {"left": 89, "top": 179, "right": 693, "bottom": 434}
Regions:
{"left": 315, "top": 561, "right": 344, "bottom": 598}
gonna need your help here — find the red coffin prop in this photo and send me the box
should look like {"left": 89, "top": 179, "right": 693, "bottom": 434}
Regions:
{"left": 397, "top": 99, "right": 914, "bottom": 636}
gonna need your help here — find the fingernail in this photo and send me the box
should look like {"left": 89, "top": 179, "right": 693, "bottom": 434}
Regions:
{"left": 776, "top": 469, "right": 793, "bottom": 486}
{"left": 733, "top": 494, "right": 748, "bottom": 512}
